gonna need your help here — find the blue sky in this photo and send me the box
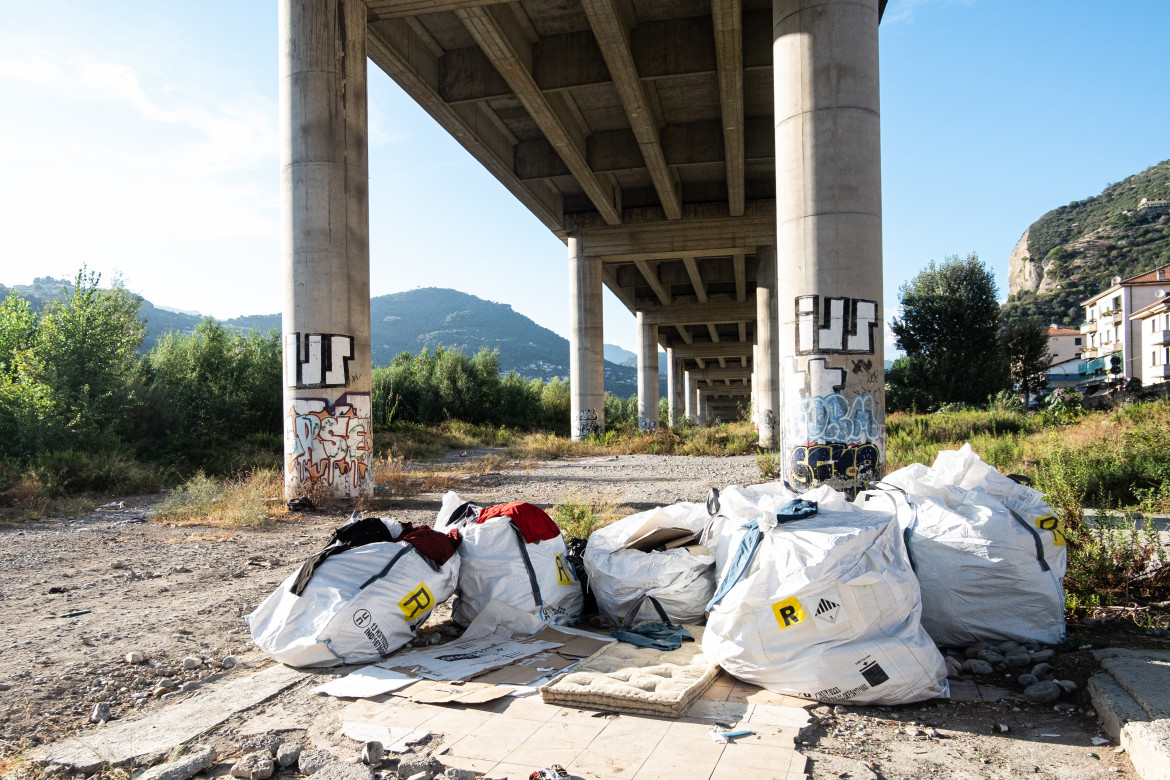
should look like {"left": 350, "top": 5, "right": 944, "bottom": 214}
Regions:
{"left": 1, "top": 0, "right": 1167, "bottom": 352}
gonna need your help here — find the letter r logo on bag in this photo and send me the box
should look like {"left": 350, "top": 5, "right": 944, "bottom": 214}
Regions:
{"left": 554, "top": 553, "right": 574, "bottom": 586}
{"left": 399, "top": 582, "right": 435, "bottom": 621}
{"left": 771, "top": 597, "right": 805, "bottom": 629}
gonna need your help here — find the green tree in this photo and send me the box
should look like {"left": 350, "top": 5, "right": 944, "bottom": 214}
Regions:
{"left": 1003, "top": 319, "right": 1052, "bottom": 406}
{"left": 0, "top": 291, "right": 37, "bottom": 380}
{"left": 889, "top": 253, "right": 1009, "bottom": 409}
{"left": 22, "top": 269, "right": 145, "bottom": 449}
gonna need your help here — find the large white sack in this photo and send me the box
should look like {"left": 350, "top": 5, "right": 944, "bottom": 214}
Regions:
{"left": 435, "top": 492, "right": 583, "bottom": 627}
{"left": 863, "top": 445, "right": 1066, "bottom": 647}
{"left": 247, "top": 539, "right": 459, "bottom": 667}
{"left": 703, "top": 503, "right": 947, "bottom": 705}
{"left": 584, "top": 501, "right": 715, "bottom": 624}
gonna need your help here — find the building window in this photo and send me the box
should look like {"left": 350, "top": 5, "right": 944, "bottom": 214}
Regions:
{"left": 1075, "top": 337, "right": 1082, "bottom": 345}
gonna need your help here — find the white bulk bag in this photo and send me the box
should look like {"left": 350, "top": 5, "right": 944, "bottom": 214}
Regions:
{"left": 703, "top": 502, "right": 947, "bottom": 705}
{"left": 247, "top": 527, "right": 459, "bottom": 667}
{"left": 435, "top": 492, "right": 583, "bottom": 626}
{"left": 860, "top": 446, "right": 1066, "bottom": 647}
{"left": 584, "top": 501, "right": 715, "bottom": 625}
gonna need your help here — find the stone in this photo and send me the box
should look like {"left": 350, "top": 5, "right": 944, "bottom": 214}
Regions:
{"left": 1018, "top": 674, "right": 1039, "bottom": 687}
{"left": 299, "top": 749, "right": 334, "bottom": 776}
{"left": 275, "top": 742, "right": 302, "bottom": 768}
{"left": 242, "top": 733, "right": 283, "bottom": 757}
{"left": 1005, "top": 651, "right": 1032, "bottom": 668}
{"left": 996, "top": 641, "right": 1022, "bottom": 654}
{"left": 962, "top": 659, "right": 994, "bottom": 675}
{"left": 125, "top": 652, "right": 145, "bottom": 665}
{"left": 230, "top": 752, "right": 274, "bottom": 780}
{"left": 1030, "top": 649, "right": 1056, "bottom": 663}
{"left": 977, "top": 649, "right": 1006, "bottom": 665}
{"left": 1055, "top": 679, "right": 1078, "bottom": 693}
{"left": 157, "top": 678, "right": 176, "bottom": 690}
{"left": 310, "top": 764, "right": 374, "bottom": 780}
{"left": 945, "top": 656, "right": 963, "bottom": 678}
{"left": 136, "top": 745, "right": 217, "bottom": 780}
{"left": 90, "top": 703, "right": 111, "bottom": 724}
{"left": 395, "top": 755, "right": 443, "bottom": 780}
{"left": 221, "top": 656, "right": 238, "bottom": 670}
{"left": 1032, "top": 663, "right": 1054, "bottom": 678}
{"left": 443, "top": 770, "right": 476, "bottom": 780}
{"left": 181, "top": 656, "right": 202, "bottom": 670}
{"left": 361, "top": 742, "right": 383, "bottom": 766}
{"left": 1023, "top": 680, "right": 1063, "bottom": 704}
{"left": 965, "top": 642, "right": 989, "bottom": 659}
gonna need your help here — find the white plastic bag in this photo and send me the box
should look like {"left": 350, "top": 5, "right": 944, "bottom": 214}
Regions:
{"left": 584, "top": 501, "right": 715, "bottom": 625}
{"left": 703, "top": 499, "right": 947, "bottom": 705}
{"left": 247, "top": 522, "right": 459, "bottom": 667}
{"left": 861, "top": 445, "right": 1066, "bottom": 647}
{"left": 435, "top": 492, "right": 583, "bottom": 626}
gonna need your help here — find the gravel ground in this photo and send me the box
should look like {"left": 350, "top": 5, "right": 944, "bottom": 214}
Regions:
{"left": 0, "top": 453, "right": 1143, "bottom": 779}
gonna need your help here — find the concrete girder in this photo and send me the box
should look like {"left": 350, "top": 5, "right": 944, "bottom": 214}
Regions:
{"left": 711, "top": 0, "right": 745, "bottom": 216}
{"left": 637, "top": 299, "right": 756, "bottom": 327}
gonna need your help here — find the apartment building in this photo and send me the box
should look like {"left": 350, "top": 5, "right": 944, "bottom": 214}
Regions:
{"left": 1047, "top": 326, "right": 1082, "bottom": 364}
{"left": 1130, "top": 297, "right": 1170, "bottom": 386}
{"left": 1080, "top": 263, "right": 1170, "bottom": 384}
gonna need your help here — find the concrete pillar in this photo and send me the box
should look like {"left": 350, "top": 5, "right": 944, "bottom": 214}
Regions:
{"left": 637, "top": 312, "right": 659, "bottom": 432}
{"left": 684, "top": 370, "right": 696, "bottom": 421}
{"left": 280, "top": 0, "right": 372, "bottom": 500}
{"left": 698, "top": 390, "right": 708, "bottom": 425}
{"left": 569, "top": 235, "right": 605, "bottom": 439}
{"left": 665, "top": 348, "right": 678, "bottom": 426}
{"left": 773, "top": 0, "right": 884, "bottom": 492}
{"left": 755, "top": 245, "right": 780, "bottom": 449}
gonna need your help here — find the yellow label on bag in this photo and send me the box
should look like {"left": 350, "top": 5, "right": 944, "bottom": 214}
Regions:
{"left": 554, "top": 553, "right": 574, "bottom": 586}
{"left": 1036, "top": 514, "right": 1066, "bottom": 547}
{"left": 399, "top": 582, "right": 435, "bottom": 621}
{"left": 772, "top": 597, "right": 805, "bottom": 629}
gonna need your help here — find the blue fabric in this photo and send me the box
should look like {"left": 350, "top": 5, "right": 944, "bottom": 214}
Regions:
{"left": 705, "top": 499, "right": 819, "bottom": 613}
{"left": 611, "top": 621, "right": 694, "bottom": 651}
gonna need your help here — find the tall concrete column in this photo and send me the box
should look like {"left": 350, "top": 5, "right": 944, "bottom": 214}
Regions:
{"left": 684, "top": 370, "right": 696, "bottom": 421}
{"left": 751, "top": 344, "right": 759, "bottom": 427}
{"left": 665, "top": 348, "right": 676, "bottom": 426}
{"left": 773, "top": 0, "right": 884, "bottom": 492}
{"left": 280, "top": 0, "right": 372, "bottom": 500}
{"left": 637, "top": 312, "right": 659, "bottom": 432}
{"left": 698, "top": 390, "right": 708, "bottom": 425}
{"left": 569, "top": 235, "right": 605, "bottom": 439}
{"left": 673, "top": 358, "right": 685, "bottom": 425}
{"left": 755, "top": 245, "right": 779, "bottom": 449}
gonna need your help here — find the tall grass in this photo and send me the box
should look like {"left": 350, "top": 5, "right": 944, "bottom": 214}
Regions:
{"left": 152, "top": 469, "right": 288, "bottom": 529}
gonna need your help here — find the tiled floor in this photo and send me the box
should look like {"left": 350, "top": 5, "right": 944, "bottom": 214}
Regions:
{"left": 338, "top": 672, "right": 814, "bottom": 780}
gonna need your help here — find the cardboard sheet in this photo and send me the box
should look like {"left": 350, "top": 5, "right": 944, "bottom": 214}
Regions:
{"left": 379, "top": 635, "right": 562, "bottom": 681}
{"left": 340, "top": 722, "right": 428, "bottom": 753}
{"left": 397, "top": 680, "right": 513, "bottom": 705}
{"left": 312, "top": 666, "right": 418, "bottom": 699}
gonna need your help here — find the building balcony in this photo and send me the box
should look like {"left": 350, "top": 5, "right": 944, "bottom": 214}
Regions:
{"left": 1080, "top": 320, "right": 1098, "bottom": 334}
{"left": 1154, "top": 330, "right": 1170, "bottom": 346}
{"left": 1149, "top": 365, "right": 1170, "bottom": 380}
{"left": 1099, "top": 340, "right": 1122, "bottom": 354}
{"left": 1081, "top": 347, "right": 1098, "bottom": 359}
{"left": 1112, "top": 310, "right": 1124, "bottom": 326}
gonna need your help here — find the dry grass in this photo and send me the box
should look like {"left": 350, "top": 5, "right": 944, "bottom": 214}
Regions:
{"left": 372, "top": 452, "right": 515, "bottom": 497}
{"left": 151, "top": 469, "right": 289, "bottom": 529}
{"left": 503, "top": 420, "right": 758, "bottom": 460}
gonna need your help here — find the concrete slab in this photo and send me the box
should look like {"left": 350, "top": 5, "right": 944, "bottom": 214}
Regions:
{"left": 31, "top": 664, "right": 310, "bottom": 772}
{"left": 1090, "top": 648, "right": 1170, "bottom": 780}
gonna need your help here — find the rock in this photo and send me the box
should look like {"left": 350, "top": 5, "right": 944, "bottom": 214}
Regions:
{"left": 1030, "top": 649, "right": 1056, "bottom": 663}
{"left": 812, "top": 705, "right": 834, "bottom": 718}
{"left": 181, "top": 656, "right": 202, "bottom": 670}
{"left": 125, "top": 652, "right": 145, "bottom": 665}
{"left": 905, "top": 726, "right": 923, "bottom": 737}
{"left": 443, "top": 770, "right": 476, "bottom": 780}
{"left": 310, "top": 764, "right": 374, "bottom": 780}
{"left": 1018, "top": 674, "right": 1039, "bottom": 687}
{"left": 945, "top": 656, "right": 963, "bottom": 678}
{"left": 221, "top": 655, "right": 238, "bottom": 670}
{"left": 157, "top": 677, "right": 176, "bottom": 690}
{"left": 361, "top": 742, "right": 384, "bottom": 766}
{"left": 977, "top": 650, "right": 1006, "bottom": 665}
{"left": 90, "top": 703, "right": 111, "bottom": 724}
{"left": 965, "top": 642, "right": 989, "bottom": 659}
{"left": 804, "top": 752, "right": 879, "bottom": 780}
{"left": 395, "top": 755, "right": 443, "bottom": 780}
{"left": 230, "top": 752, "right": 274, "bottom": 780}
{"left": 242, "top": 733, "right": 283, "bottom": 757}
{"left": 1055, "top": 679, "right": 1078, "bottom": 693}
{"left": 962, "top": 659, "right": 994, "bottom": 675}
{"left": 1023, "top": 680, "right": 1063, "bottom": 704}
{"left": 1005, "top": 651, "right": 1032, "bottom": 668}
{"left": 111, "top": 561, "right": 128, "bottom": 570}
{"left": 137, "top": 745, "right": 217, "bottom": 780}
{"left": 996, "top": 640, "right": 1022, "bottom": 654}
{"left": 275, "top": 742, "right": 302, "bottom": 768}
{"left": 1031, "top": 663, "right": 1054, "bottom": 678}
{"left": 299, "top": 749, "right": 334, "bottom": 776}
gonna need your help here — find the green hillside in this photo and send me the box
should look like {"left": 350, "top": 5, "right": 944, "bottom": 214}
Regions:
{"left": 1004, "top": 159, "right": 1170, "bottom": 326}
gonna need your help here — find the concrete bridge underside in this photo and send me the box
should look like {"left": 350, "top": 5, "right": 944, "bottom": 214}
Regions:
{"left": 280, "top": 0, "right": 888, "bottom": 499}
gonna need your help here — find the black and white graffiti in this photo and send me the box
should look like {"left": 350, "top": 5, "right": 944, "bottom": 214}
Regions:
{"left": 284, "top": 332, "right": 355, "bottom": 389}
{"left": 795, "top": 296, "right": 878, "bottom": 355}
{"left": 576, "top": 408, "right": 602, "bottom": 437}
{"left": 639, "top": 417, "right": 657, "bottom": 433}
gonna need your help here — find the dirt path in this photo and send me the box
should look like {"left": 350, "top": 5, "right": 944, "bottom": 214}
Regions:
{"left": 0, "top": 454, "right": 1139, "bottom": 779}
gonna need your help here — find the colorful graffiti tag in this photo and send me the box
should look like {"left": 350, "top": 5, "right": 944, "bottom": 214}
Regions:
{"left": 285, "top": 393, "right": 372, "bottom": 495}
{"left": 790, "top": 443, "right": 880, "bottom": 489}
{"left": 284, "top": 332, "right": 355, "bottom": 389}
{"left": 799, "top": 391, "right": 879, "bottom": 445}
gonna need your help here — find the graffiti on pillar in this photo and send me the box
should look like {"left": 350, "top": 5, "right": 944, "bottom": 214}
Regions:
{"left": 795, "top": 296, "right": 878, "bottom": 355}
{"left": 759, "top": 408, "right": 776, "bottom": 441}
{"left": 285, "top": 392, "right": 372, "bottom": 494}
{"left": 576, "top": 409, "right": 601, "bottom": 437}
{"left": 790, "top": 443, "right": 880, "bottom": 489}
{"left": 639, "top": 417, "right": 657, "bottom": 433}
{"left": 851, "top": 358, "right": 873, "bottom": 374}
{"left": 284, "top": 332, "right": 355, "bottom": 389}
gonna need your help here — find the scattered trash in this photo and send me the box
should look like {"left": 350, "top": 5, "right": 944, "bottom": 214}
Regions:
{"left": 286, "top": 496, "right": 315, "bottom": 511}
{"left": 47, "top": 609, "right": 91, "bottom": 619}
{"left": 528, "top": 766, "right": 568, "bottom": 780}
{"left": 1040, "top": 733, "right": 1061, "bottom": 738}
{"left": 339, "top": 721, "right": 428, "bottom": 753}
{"left": 993, "top": 724, "right": 1011, "bottom": 733}
{"left": 709, "top": 725, "right": 753, "bottom": 743}
{"left": 1088, "top": 752, "right": 1100, "bottom": 760}
{"left": 1091, "top": 737, "right": 1110, "bottom": 746}
{"left": 313, "top": 667, "right": 418, "bottom": 699}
